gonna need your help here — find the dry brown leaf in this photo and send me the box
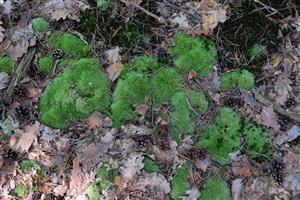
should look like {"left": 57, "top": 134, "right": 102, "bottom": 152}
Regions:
{"left": 195, "top": 158, "right": 210, "bottom": 172}
{"left": 187, "top": 70, "right": 197, "bottom": 80}
{"left": 105, "top": 46, "right": 120, "bottom": 64}
{"left": 0, "top": 72, "right": 10, "bottom": 90}
{"left": 135, "top": 104, "right": 149, "bottom": 116}
{"left": 4, "top": 23, "right": 36, "bottom": 60}
{"left": 39, "top": 0, "right": 89, "bottom": 22}
{"left": 9, "top": 121, "right": 41, "bottom": 153}
{"left": 133, "top": 173, "right": 171, "bottom": 195}
{"left": 283, "top": 147, "right": 300, "bottom": 195}
{"left": 274, "top": 74, "right": 292, "bottom": 105}
{"left": 231, "top": 155, "right": 252, "bottom": 177}
{"left": 106, "top": 62, "right": 124, "bottom": 82}
{"left": 260, "top": 106, "right": 280, "bottom": 131}
{"left": 199, "top": 0, "right": 228, "bottom": 36}
{"left": 183, "top": 188, "right": 201, "bottom": 200}
{"left": 120, "top": 153, "right": 144, "bottom": 180}
{"left": 86, "top": 111, "right": 112, "bottom": 129}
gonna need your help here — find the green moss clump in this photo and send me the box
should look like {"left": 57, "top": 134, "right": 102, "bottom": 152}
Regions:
{"left": 248, "top": 43, "right": 266, "bottom": 60}
{"left": 199, "top": 176, "right": 230, "bottom": 200}
{"left": 97, "top": 0, "right": 116, "bottom": 11}
{"left": 171, "top": 163, "right": 191, "bottom": 199}
{"left": 40, "top": 58, "right": 110, "bottom": 128}
{"left": 20, "top": 160, "right": 37, "bottom": 173}
{"left": 32, "top": 18, "right": 49, "bottom": 33}
{"left": 0, "top": 56, "right": 15, "bottom": 74}
{"left": 171, "top": 91, "right": 208, "bottom": 144}
{"left": 169, "top": 33, "right": 217, "bottom": 76}
{"left": 110, "top": 72, "right": 150, "bottom": 127}
{"left": 38, "top": 54, "right": 54, "bottom": 73}
{"left": 86, "top": 184, "right": 100, "bottom": 200}
{"left": 49, "top": 33, "right": 91, "bottom": 58}
{"left": 58, "top": 59, "right": 77, "bottom": 69}
{"left": 243, "top": 124, "right": 273, "bottom": 159}
{"left": 97, "top": 165, "right": 119, "bottom": 191}
{"left": 196, "top": 108, "right": 242, "bottom": 165}
{"left": 151, "top": 68, "right": 183, "bottom": 107}
{"left": 122, "top": 56, "right": 161, "bottom": 77}
{"left": 143, "top": 157, "right": 160, "bottom": 173}
{"left": 220, "top": 69, "right": 255, "bottom": 90}
{"left": 14, "top": 184, "right": 29, "bottom": 198}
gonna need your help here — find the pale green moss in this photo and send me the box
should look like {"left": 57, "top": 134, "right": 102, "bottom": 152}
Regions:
{"left": 58, "top": 59, "right": 77, "bottom": 69}
{"left": 171, "top": 90, "right": 208, "bottom": 144}
{"left": 196, "top": 108, "right": 242, "bottom": 165}
{"left": 14, "top": 184, "right": 29, "bottom": 198}
{"left": 143, "top": 157, "right": 160, "bottom": 173}
{"left": 38, "top": 54, "right": 54, "bottom": 73}
{"left": 151, "top": 68, "right": 183, "bottom": 107}
{"left": 169, "top": 33, "right": 217, "bottom": 76}
{"left": 248, "top": 43, "right": 266, "bottom": 60}
{"left": 86, "top": 184, "right": 100, "bottom": 200}
{"left": 109, "top": 72, "right": 150, "bottom": 127}
{"left": 171, "top": 163, "right": 191, "bottom": 199}
{"left": 122, "top": 56, "right": 161, "bottom": 77}
{"left": 244, "top": 124, "right": 273, "bottom": 159}
{"left": 32, "top": 18, "right": 49, "bottom": 33}
{"left": 40, "top": 58, "right": 110, "bottom": 128}
{"left": 97, "top": 165, "right": 119, "bottom": 191}
{"left": 0, "top": 56, "right": 15, "bottom": 74}
{"left": 199, "top": 176, "right": 230, "bottom": 200}
{"left": 49, "top": 32, "right": 91, "bottom": 58}
{"left": 220, "top": 69, "right": 255, "bottom": 90}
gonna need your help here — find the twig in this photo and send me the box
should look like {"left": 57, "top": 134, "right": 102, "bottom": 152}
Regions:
{"left": 120, "top": 0, "right": 165, "bottom": 23}
{"left": 252, "top": 89, "right": 300, "bottom": 123}
{"left": 185, "top": 97, "right": 200, "bottom": 117}
{"left": 3, "top": 48, "right": 36, "bottom": 103}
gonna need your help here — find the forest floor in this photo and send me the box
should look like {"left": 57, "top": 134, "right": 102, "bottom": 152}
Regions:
{"left": 1, "top": 0, "right": 300, "bottom": 199}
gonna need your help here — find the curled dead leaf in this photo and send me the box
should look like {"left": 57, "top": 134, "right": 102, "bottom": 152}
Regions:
{"left": 106, "top": 62, "right": 124, "bottom": 82}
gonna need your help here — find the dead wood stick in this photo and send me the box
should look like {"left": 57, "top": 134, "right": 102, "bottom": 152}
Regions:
{"left": 120, "top": 0, "right": 165, "bottom": 23}
{"left": 252, "top": 89, "right": 300, "bottom": 123}
{"left": 3, "top": 48, "right": 36, "bottom": 103}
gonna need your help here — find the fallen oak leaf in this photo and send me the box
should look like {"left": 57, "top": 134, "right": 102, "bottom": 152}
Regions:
{"left": 9, "top": 121, "right": 41, "bottom": 153}
{"left": 106, "top": 62, "right": 124, "bottom": 82}
{"left": 260, "top": 106, "right": 280, "bottom": 131}
{"left": 86, "top": 111, "right": 112, "bottom": 129}
{"left": 120, "top": 153, "right": 144, "bottom": 180}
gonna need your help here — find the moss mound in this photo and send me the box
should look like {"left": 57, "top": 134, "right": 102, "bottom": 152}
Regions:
{"left": 151, "top": 68, "right": 183, "bottom": 107}
{"left": 220, "top": 69, "right": 255, "bottom": 90}
{"left": 0, "top": 56, "right": 15, "bottom": 74}
{"left": 109, "top": 72, "right": 150, "bottom": 127}
{"left": 171, "top": 163, "right": 191, "bottom": 199}
{"left": 196, "top": 108, "right": 242, "bottom": 165}
{"left": 171, "top": 90, "right": 208, "bottom": 144}
{"left": 122, "top": 55, "right": 161, "bottom": 76}
{"left": 32, "top": 18, "right": 49, "bottom": 33}
{"left": 38, "top": 54, "right": 54, "bottom": 73}
{"left": 49, "top": 32, "right": 91, "bottom": 58}
{"left": 143, "top": 157, "right": 160, "bottom": 173}
{"left": 199, "top": 176, "right": 230, "bottom": 200}
{"left": 14, "top": 184, "right": 29, "bottom": 198}
{"left": 243, "top": 124, "right": 273, "bottom": 159}
{"left": 169, "top": 33, "right": 217, "bottom": 76}
{"left": 40, "top": 58, "right": 110, "bottom": 128}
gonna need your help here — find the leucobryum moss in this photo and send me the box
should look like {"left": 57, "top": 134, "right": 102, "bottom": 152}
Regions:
{"left": 243, "top": 124, "right": 273, "bottom": 159}
{"left": 143, "top": 157, "right": 160, "bottom": 173}
{"left": 171, "top": 163, "right": 191, "bottom": 199}
{"left": 171, "top": 90, "right": 208, "bottom": 144}
{"left": 14, "top": 184, "right": 29, "bottom": 198}
{"left": 38, "top": 54, "right": 54, "bottom": 73}
{"left": 151, "top": 68, "right": 183, "bottom": 107}
{"left": 199, "top": 176, "right": 230, "bottom": 200}
{"left": 32, "top": 18, "right": 49, "bottom": 33}
{"left": 169, "top": 33, "right": 217, "bottom": 76}
{"left": 248, "top": 43, "right": 266, "bottom": 61}
{"left": 0, "top": 56, "right": 15, "bottom": 74}
{"left": 122, "top": 56, "right": 161, "bottom": 76}
{"left": 196, "top": 108, "right": 242, "bottom": 165}
{"left": 49, "top": 32, "right": 91, "bottom": 58}
{"left": 220, "top": 69, "right": 255, "bottom": 90}
{"left": 40, "top": 58, "right": 110, "bottom": 128}
{"left": 109, "top": 72, "right": 150, "bottom": 127}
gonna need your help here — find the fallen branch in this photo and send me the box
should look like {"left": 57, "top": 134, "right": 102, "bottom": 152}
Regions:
{"left": 120, "top": 0, "right": 165, "bottom": 23}
{"left": 252, "top": 89, "right": 300, "bottom": 123}
{"left": 3, "top": 48, "right": 36, "bottom": 104}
